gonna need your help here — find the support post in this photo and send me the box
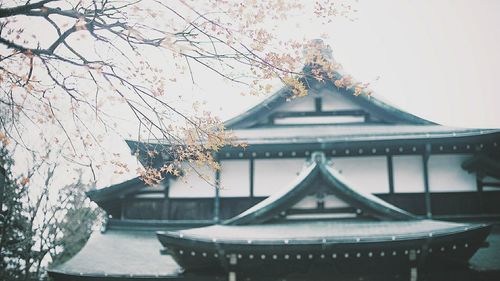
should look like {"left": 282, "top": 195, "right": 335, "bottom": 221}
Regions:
{"left": 249, "top": 158, "right": 254, "bottom": 197}
{"left": 314, "top": 97, "right": 322, "bottom": 112}
{"left": 422, "top": 144, "right": 432, "bottom": 219}
{"left": 0, "top": 163, "right": 5, "bottom": 217}
{"left": 476, "top": 173, "right": 484, "bottom": 214}
{"left": 387, "top": 155, "right": 395, "bottom": 195}
{"left": 214, "top": 166, "right": 221, "bottom": 223}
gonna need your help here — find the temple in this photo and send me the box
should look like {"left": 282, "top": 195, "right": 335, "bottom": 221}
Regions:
{"left": 49, "top": 41, "right": 500, "bottom": 280}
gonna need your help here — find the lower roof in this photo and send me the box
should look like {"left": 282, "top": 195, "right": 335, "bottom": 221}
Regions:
{"left": 162, "top": 219, "right": 475, "bottom": 243}
{"left": 48, "top": 229, "right": 181, "bottom": 278}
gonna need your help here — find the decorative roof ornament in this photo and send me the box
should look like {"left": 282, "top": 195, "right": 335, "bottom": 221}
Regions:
{"left": 302, "top": 39, "right": 334, "bottom": 64}
{"left": 311, "top": 151, "right": 326, "bottom": 164}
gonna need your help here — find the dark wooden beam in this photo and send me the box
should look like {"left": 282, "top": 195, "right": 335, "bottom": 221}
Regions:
{"left": 423, "top": 144, "right": 432, "bottom": 219}
{"left": 270, "top": 109, "right": 368, "bottom": 119}
{"left": 482, "top": 182, "right": 500, "bottom": 187}
{"left": 249, "top": 158, "right": 254, "bottom": 197}
{"left": 287, "top": 207, "right": 357, "bottom": 215}
{"left": 214, "top": 167, "right": 221, "bottom": 223}
{"left": 387, "top": 155, "right": 395, "bottom": 194}
{"left": 314, "top": 97, "right": 322, "bottom": 112}
{"left": 476, "top": 173, "right": 484, "bottom": 214}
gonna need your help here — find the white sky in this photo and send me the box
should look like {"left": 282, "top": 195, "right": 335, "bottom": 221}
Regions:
{"left": 109, "top": 0, "right": 500, "bottom": 187}
{"left": 197, "top": 0, "right": 500, "bottom": 129}
{"left": 11, "top": 0, "right": 500, "bottom": 188}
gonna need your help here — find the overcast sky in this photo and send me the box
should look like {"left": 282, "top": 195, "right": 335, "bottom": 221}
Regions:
{"left": 14, "top": 0, "right": 500, "bottom": 188}
{"left": 102, "top": 0, "right": 500, "bottom": 187}
{"left": 190, "top": 0, "right": 500, "bottom": 129}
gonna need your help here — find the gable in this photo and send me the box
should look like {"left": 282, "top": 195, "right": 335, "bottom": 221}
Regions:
{"left": 225, "top": 79, "right": 433, "bottom": 129}
{"left": 224, "top": 152, "right": 416, "bottom": 225}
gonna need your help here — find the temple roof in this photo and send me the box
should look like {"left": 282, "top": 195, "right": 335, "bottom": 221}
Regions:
{"left": 48, "top": 230, "right": 181, "bottom": 278}
{"left": 86, "top": 177, "right": 144, "bottom": 203}
{"left": 167, "top": 219, "right": 472, "bottom": 243}
{"left": 224, "top": 78, "right": 434, "bottom": 130}
{"left": 225, "top": 152, "right": 416, "bottom": 225}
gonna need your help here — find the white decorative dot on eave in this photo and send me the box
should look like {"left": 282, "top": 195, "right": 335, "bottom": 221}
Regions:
{"left": 225, "top": 153, "right": 231, "bottom": 157}
{"left": 265, "top": 152, "right": 270, "bottom": 157}
{"left": 345, "top": 149, "right": 350, "bottom": 155}
{"left": 238, "top": 152, "right": 243, "bottom": 157}
{"left": 252, "top": 152, "right": 257, "bottom": 157}
{"left": 332, "top": 149, "right": 336, "bottom": 155}
{"left": 278, "top": 152, "right": 283, "bottom": 157}
{"left": 372, "top": 148, "right": 377, "bottom": 154}
{"left": 358, "top": 149, "right": 363, "bottom": 154}
{"left": 291, "top": 151, "right": 297, "bottom": 156}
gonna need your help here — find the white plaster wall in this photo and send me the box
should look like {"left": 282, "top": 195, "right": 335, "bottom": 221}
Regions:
{"left": 219, "top": 160, "right": 250, "bottom": 197}
{"left": 428, "top": 154, "right": 476, "bottom": 192}
{"left": 277, "top": 95, "right": 315, "bottom": 111}
{"left": 292, "top": 196, "right": 317, "bottom": 209}
{"left": 254, "top": 158, "right": 306, "bottom": 196}
{"left": 320, "top": 88, "right": 362, "bottom": 111}
{"left": 329, "top": 156, "right": 389, "bottom": 193}
{"left": 393, "top": 155, "right": 425, "bottom": 193}
{"left": 293, "top": 194, "right": 350, "bottom": 209}
{"left": 168, "top": 164, "right": 216, "bottom": 198}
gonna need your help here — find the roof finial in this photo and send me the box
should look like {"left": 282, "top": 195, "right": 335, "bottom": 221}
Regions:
{"left": 311, "top": 151, "right": 326, "bottom": 164}
{"left": 303, "top": 39, "right": 333, "bottom": 63}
